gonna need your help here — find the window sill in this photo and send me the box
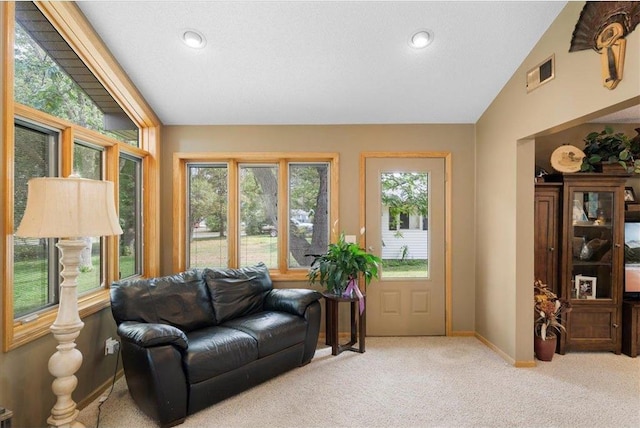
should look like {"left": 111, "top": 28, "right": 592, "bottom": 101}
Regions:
{"left": 5, "top": 288, "right": 111, "bottom": 351}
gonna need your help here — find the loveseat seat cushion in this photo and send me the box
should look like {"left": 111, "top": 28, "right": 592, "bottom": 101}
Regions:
{"left": 111, "top": 270, "right": 215, "bottom": 332}
{"left": 184, "top": 326, "right": 258, "bottom": 384}
{"left": 223, "top": 311, "right": 307, "bottom": 358}
{"left": 203, "top": 263, "right": 272, "bottom": 324}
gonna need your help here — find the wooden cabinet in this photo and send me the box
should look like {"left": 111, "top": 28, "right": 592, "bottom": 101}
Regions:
{"left": 559, "top": 174, "right": 627, "bottom": 354}
{"left": 622, "top": 300, "right": 640, "bottom": 357}
{"left": 535, "top": 184, "right": 561, "bottom": 294}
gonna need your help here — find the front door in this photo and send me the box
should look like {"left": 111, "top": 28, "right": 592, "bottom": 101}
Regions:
{"left": 365, "top": 156, "right": 446, "bottom": 335}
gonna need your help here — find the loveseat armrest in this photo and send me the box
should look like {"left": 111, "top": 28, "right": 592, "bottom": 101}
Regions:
{"left": 264, "top": 289, "right": 322, "bottom": 317}
{"left": 117, "top": 321, "right": 188, "bottom": 350}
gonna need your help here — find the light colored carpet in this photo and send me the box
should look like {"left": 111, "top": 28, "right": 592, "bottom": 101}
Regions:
{"left": 79, "top": 337, "right": 640, "bottom": 428}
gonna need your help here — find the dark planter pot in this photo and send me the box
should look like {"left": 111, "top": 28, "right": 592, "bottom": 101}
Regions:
{"left": 597, "top": 161, "right": 630, "bottom": 174}
{"left": 534, "top": 334, "right": 557, "bottom": 361}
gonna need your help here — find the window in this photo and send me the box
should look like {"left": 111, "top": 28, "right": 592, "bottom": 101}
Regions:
{"left": 13, "top": 123, "right": 58, "bottom": 317}
{"left": 14, "top": 2, "right": 139, "bottom": 146}
{"left": 73, "top": 141, "right": 105, "bottom": 294}
{"left": 3, "top": 2, "right": 158, "bottom": 351}
{"left": 187, "top": 164, "right": 228, "bottom": 268}
{"left": 119, "top": 153, "right": 143, "bottom": 279}
{"left": 177, "top": 154, "right": 338, "bottom": 279}
{"left": 240, "top": 164, "right": 278, "bottom": 268}
{"left": 380, "top": 172, "right": 429, "bottom": 279}
{"left": 289, "top": 163, "right": 329, "bottom": 268}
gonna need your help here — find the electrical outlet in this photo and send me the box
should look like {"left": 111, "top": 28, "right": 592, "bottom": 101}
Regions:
{"left": 105, "top": 337, "right": 120, "bottom": 355}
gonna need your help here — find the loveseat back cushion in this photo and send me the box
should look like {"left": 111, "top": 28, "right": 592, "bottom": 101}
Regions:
{"left": 203, "top": 263, "right": 273, "bottom": 324}
{"left": 111, "top": 270, "right": 216, "bottom": 332}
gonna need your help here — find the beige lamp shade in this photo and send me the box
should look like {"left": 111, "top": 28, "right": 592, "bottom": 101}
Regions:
{"left": 16, "top": 177, "right": 123, "bottom": 238}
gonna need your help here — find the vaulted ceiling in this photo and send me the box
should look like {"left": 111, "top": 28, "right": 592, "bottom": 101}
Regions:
{"left": 76, "top": 1, "right": 572, "bottom": 126}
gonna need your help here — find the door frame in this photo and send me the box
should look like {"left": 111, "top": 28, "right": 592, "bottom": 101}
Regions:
{"left": 360, "top": 152, "right": 453, "bottom": 335}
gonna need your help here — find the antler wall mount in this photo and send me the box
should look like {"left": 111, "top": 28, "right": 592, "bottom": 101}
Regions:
{"left": 569, "top": 1, "right": 640, "bottom": 90}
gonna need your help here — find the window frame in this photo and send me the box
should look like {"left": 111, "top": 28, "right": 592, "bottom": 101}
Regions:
{"left": 174, "top": 153, "right": 339, "bottom": 281}
{"left": 118, "top": 151, "right": 144, "bottom": 280}
{"left": 2, "top": 1, "right": 160, "bottom": 351}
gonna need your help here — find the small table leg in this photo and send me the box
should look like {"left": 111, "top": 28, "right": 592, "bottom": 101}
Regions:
{"left": 350, "top": 301, "right": 357, "bottom": 345}
{"left": 325, "top": 298, "right": 332, "bottom": 346}
{"left": 359, "top": 296, "right": 366, "bottom": 353}
{"left": 330, "top": 299, "right": 339, "bottom": 355}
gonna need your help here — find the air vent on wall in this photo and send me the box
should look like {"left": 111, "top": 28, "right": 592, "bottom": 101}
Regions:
{"left": 526, "top": 54, "right": 555, "bottom": 93}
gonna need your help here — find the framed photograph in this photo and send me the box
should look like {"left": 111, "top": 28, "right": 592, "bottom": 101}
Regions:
{"left": 625, "top": 187, "right": 636, "bottom": 203}
{"left": 575, "top": 275, "right": 597, "bottom": 299}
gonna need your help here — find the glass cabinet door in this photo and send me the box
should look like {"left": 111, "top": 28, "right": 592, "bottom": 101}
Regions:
{"left": 569, "top": 190, "right": 615, "bottom": 301}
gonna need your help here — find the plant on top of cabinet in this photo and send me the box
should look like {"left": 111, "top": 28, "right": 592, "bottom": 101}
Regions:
{"left": 580, "top": 126, "right": 640, "bottom": 173}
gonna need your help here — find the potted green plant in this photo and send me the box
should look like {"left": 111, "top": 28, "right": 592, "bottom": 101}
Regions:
{"left": 533, "top": 280, "right": 571, "bottom": 361}
{"left": 307, "top": 233, "right": 381, "bottom": 296}
{"left": 580, "top": 126, "right": 640, "bottom": 173}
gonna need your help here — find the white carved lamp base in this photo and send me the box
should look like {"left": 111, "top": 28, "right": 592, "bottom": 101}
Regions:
{"left": 47, "top": 239, "right": 86, "bottom": 428}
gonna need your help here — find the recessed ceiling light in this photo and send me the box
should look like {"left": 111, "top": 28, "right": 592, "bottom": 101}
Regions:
{"left": 182, "top": 30, "right": 206, "bottom": 49}
{"left": 409, "top": 30, "right": 434, "bottom": 49}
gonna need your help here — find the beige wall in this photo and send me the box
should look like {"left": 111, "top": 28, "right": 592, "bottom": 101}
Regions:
{"left": 0, "top": 307, "right": 119, "bottom": 427}
{"left": 161, "top": 124, "right": 477, "bottom": 333}
{"left": 476, "top": 1, "right": 640, "bottom": 363}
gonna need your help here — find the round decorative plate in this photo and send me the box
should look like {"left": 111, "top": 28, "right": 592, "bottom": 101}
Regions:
{"left": 550, "top": 145, "right": 585, "bottom": 173}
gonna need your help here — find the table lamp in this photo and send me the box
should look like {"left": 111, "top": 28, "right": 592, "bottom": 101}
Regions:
{"left": 16, "top": 177, "right": 123, "bottom": 428}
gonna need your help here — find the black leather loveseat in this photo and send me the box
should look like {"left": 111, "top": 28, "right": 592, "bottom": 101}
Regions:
{"left": 110, "top": 263, "right": 322, "bottom": 427}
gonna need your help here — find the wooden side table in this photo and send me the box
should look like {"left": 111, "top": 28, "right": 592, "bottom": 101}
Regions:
{"left": 322, "top": 292, "right": 365, "bottom": 356}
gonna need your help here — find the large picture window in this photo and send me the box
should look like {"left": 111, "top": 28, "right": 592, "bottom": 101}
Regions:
{"left": 178, "top": 154, "right": 338, "bottom": 279}
{"left": 4, "top": 1, "right": 158, "bottom": 351}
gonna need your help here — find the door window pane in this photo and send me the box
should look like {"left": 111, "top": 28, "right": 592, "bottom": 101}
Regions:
{"left": 188, "top": 165, "right": 228, "bottom": 268}
{"left": 119, "top": 154, "right": 142, "bottom": 278}
{"left": 288, "top": 163, "right": 329, "bottom": 268}
{"left": 239, "top": 165, "right": 278, "bottom": 268}
{"left": 380, "top": 172, "right": 429, "bottom": 279}
{"left": 13, "top": 124, "right": 58, "bottom": 317}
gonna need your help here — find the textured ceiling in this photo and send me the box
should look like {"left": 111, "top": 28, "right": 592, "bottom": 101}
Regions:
{"left": 77, "top": 1, "right": 569, "bottom": 125}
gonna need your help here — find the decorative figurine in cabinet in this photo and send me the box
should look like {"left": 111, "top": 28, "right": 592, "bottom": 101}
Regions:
{"left": 559, "top": 174, "right": 627, "bottom": 354}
